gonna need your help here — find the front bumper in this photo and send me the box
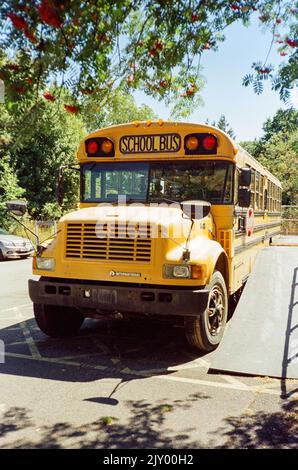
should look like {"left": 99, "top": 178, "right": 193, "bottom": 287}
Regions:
{"left": 28, "top": 279, "right": 209, "bottom": 317}
{"left": 3, "top": 248, "right": 34, "bottom": 258}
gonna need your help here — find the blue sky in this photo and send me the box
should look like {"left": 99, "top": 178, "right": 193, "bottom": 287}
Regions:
{"left": 133, "top": 15, "right": 297, "bottom": 142}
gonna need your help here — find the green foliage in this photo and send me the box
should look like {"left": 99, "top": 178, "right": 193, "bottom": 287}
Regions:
{"left": 240, "top": 108, "right": 298, "bottom": 205}
{"left": 0, "top": 51, "right": 156, "bottom": 222}
{"left": 208, "top": 114, "right": 236, "bottom": 139}
{"left": 258, "top": 131, "right": 298, "bottom": 205}
{"left": 0, "top": 104, "right": 24, "bottom": 227}
{"left": 239, "top": 139, "right": 261, "bottom": 156}
{"left": 0, "top": 155, "right": 24, "bottom": 228}
{"left": 0, "top": 0, "right": 297, "bottom": 113}
{"left": 82, "top": 89, "right": 157, "bottom": 132}
{"left": 0, "top": 71, "right": 87, "bottom": 220}
{"left": 261, "top": 107, "right": 298, "bottom": 141}
{"left": 11, "top": 98, "right": 86, "bottom": 218}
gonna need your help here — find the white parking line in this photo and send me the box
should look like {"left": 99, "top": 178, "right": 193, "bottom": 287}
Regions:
{"left": 167, "top": 357, "right": 208, "bottom": 371}
{"left": 153, "top": 373, "right": 293, "bottom": 396}
{"left": 90, "top": 337, "right": 111, "bottom": 354}
{"left": 4, "top": 352, "right": 107, "bottom": 370}
{"left": 59, "top": 352, "right": 106, "bottom": 360}
{"left": 19, "top": 321, "right": 41, "bottom": 359}
{"left": 2, "top": 351, "right": 297, "bottom": 397}
{"left": 220, "top": 374, "right": 250, "bottom": 388}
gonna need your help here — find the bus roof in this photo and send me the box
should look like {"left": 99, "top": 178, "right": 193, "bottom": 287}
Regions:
{"left": 79, "top": 120, "right": 281, "bottom": 187}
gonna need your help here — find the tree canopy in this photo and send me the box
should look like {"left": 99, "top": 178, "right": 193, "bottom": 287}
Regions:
{"left": 81, "top": 88, "right": 157, "bottom": 132}
{"left": 240, "top": 107, "right": 298, "bottom": 205}
{"left": 261, "top": 107, "right": 298, "bottom": 141}
{"left": 0, "top": 80, "right": 156, "bottom": 221}
{"left": 207, "top": 114, "right": 236, "bottom": 139}
{"left": 0, "top": 0, "right": 297, "bottom": 116}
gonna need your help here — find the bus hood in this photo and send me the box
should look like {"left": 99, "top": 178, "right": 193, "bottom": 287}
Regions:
{"left": 60, "top": 204, "right": 201, "bottom": 230}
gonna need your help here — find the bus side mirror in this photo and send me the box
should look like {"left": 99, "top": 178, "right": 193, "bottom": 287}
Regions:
{"left": 6, "top": 200, "right": 27, "bottom": 216}
{"left": 56, "top": 167, "right": 64, "bottom": 206}
{"left": 56, "top": 164, "right": 80, "bottom": 206}
{"left": 238, "top": 188, "right": 251, "bottom": 208}
{"left": 56, "top": 177, "right": 63, "bottom": 206}
{"left": 239, "top": 168, "right": 251, "bottom": 187}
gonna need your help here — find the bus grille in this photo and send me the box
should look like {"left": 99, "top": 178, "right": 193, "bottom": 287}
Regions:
{"left": 65, "top": 223, "right": 152, "bottom": 262}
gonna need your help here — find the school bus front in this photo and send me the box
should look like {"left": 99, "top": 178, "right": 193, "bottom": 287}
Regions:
{"left": 28, "top": 121, "right": 250, "bottom": 351}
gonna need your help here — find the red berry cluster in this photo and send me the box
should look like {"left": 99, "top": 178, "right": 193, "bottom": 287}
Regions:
{"left": 230, "top": 4, "right": 241, "bottom": 11}
{"left": 149, "top": 41, "right": 163, "bottom": 57}
{"left": 24, "top": 30, "right": 37, "bottom": 43}
{"left": 7, "top": 13, "right": 28, "bottom": 30}
{"left": 43, "top": 91, "right": 56, "bottom": 101}
{"left": 64, "top": 104, "right": 79, "bottom": 114}
{"left": 286, "top": 39, "right": 298, "bottom": 48}
{"left": 38, "top": 0, "right": 63, "bottom": 28}
{"left": 257, "top": 67, "right": 271, "bottom": 74}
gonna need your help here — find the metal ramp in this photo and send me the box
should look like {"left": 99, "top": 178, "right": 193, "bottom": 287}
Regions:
{"left": 210, "top": 242, "right": 298, "bottom": 379}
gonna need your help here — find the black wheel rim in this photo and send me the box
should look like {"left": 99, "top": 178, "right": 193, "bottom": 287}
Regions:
{"left": 207, "top": 285, "right": 225, "bottom": 336}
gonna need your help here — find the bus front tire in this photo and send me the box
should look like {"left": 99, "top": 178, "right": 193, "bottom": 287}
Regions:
{"left": 184, "top": 271, "right": 228, "bottom": 352}
{"left": 33, "top": 303, "right": 84, "bottom": 337}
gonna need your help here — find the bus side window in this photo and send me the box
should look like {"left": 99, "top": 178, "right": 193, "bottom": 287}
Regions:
{"left": 260, "top": 175, "right": 264, "bottom": 210}
{"left": 274, "top": 184, "right": 277, "bottom": 212}
{"left": 255, "top": 172, "right": 260, "bottom": 210}
{"left": 264, "top": 188, "right": 268, "bottom": 210}
{"left": 234, "top": 167, "right": 239, "bottom": 204}
{"left": 269, "top": 181, "right": 272, "bottom": 211}
{"left": 250, "top": 168, "right": 255, "bottom": 209}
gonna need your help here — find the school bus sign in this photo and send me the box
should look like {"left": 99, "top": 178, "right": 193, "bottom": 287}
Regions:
{"left": 119, "top": 133, "right": 181, "bottom": 154}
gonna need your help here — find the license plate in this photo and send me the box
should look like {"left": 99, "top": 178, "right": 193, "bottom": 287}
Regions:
{"left": 21, "top": 248, "right": 28, "bottom": 252}
{"left": 95, "top": 289, "right": 117, "bottom": 305}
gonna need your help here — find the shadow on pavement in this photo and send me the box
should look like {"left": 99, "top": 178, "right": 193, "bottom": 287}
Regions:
{"left": 213, "top": 398, "right": 298, "bottom": 449}
{"left": 1, "top": 397, "right": 297, "bottom": 448}
{"left": 0, "top": 394, "right": 211, "bottom": 449}
{"left": 0, "top": 315, "right": 208, "bottom": 383}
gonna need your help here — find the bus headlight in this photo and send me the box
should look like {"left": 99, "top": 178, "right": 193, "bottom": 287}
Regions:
{"left": 163, "top": 264, "right": 191, "bottom": 278}
{"left": 163, "top": 264, "right": 207, "bottom": 280}
{"left": 36, "top": 257, "right": 55, "bottom": 271}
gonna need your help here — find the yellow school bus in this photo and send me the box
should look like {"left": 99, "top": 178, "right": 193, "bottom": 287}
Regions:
{"left": 28, "top": 121, "right": 282, "bottom": 351}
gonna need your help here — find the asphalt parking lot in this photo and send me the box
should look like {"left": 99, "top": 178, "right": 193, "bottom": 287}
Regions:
{"left": 0, "top": 258, "right": 297, "bottom": 448}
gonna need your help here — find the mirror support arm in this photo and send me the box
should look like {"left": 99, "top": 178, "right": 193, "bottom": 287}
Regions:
{"left": 182, "top": 216, "right": 194, "bottom": 262}
{"left": 5, "top": 210, "right": 42, "bottom": 255}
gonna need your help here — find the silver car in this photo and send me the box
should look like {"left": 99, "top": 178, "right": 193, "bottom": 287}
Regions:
{"left": 0, "top": 228, "right": 34, "bottom": 261}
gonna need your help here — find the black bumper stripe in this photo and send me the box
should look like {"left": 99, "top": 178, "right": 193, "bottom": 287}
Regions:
{"left": 28, "top": 279, "right": 209, "bottom": 317}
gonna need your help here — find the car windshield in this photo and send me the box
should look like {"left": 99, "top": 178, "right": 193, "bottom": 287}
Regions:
{"left": 81, "top": 160, "right": 234, "bottom": 204}
{"left": 0, "top": 228, "right": 9, "bottom": 235}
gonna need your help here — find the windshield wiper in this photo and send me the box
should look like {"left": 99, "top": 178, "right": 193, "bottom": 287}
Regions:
{"left": 104, "top": 197, "right": 146, "bottom": 204}
{"left": 149, "top": 197, "right": 180, "bottom": 205}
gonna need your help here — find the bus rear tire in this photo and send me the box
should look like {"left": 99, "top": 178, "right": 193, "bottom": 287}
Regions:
{"left": 33, "top": 303, "right": 84, "bottom": 338}
{"left": 184, "top": 271, "right": 228, "bottom": 352}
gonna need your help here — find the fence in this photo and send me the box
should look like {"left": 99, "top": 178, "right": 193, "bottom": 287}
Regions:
{"left": 281, "top": 206, "right": 298, "bottom": 235}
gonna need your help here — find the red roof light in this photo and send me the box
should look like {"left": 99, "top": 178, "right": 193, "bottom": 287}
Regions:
{"left": 203, "top": 135, "right": 217, "bottom": 150}
{"left": 86, "top": 140, "right": 99, "bottom": 154}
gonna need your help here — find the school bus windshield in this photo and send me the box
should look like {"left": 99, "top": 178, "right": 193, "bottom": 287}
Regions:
{"left": 82, "top": 160, "right": 234, "bottom": 204}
